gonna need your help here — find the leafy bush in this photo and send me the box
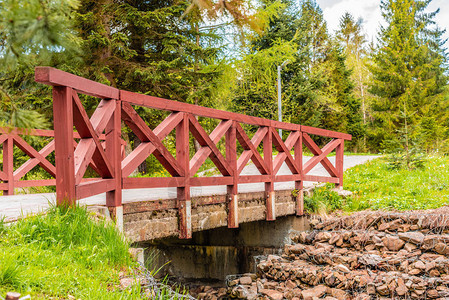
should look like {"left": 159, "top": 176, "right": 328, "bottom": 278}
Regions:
{"left": 304, "top": 184, "right": 343, "bottom": 215}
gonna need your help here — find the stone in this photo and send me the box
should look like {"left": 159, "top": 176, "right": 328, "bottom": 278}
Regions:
{"left": 335, "top": 264, "right": 350, "bottom": 273}
{"left": 434, "top": 242, "right": 449, "bottom": 255}
{"left": 382, "top": 236, "right": 405, "bottom": 251}
{"left": 330, "top": 288, "right": 347, "bottom": 300}
{"left": 404, "top": 242, "right": 417, "bottom": 252}
{"left": 413, "top": 261, "right": 425, "bottom": 270}
{"left": 239, "top": 276, "right": 253, "bottom": 285}
{"left": 396, "top": 278, "right": 408, "bottom": 296}
{"left": 376, "top": 284, "right": 390, "bottom": 296}
{"left": 302, "top": 285, "right": 328, "bottom": 300}
{"left": 398, "top": 232, "right": 425, "bottom": 245}
{"left": 427, "top": 289, "right": 439, "bottom": 299}
{"left": 367, "top": 283, "right": 376, "bottom": 295}
{"left": 261, "top": 289, "right": 284, "bottom": 300}
{"left": 5, "top": 293, "right": 21, "bottom": 300}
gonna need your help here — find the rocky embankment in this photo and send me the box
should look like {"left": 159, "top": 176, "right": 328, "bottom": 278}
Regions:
{"left": 192, "top": 207, "right": 449, "bottom": 299}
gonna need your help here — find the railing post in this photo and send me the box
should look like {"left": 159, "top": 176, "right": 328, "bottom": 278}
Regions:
{"left": 226, "top": 121, "right": 238, "bottom": 228}
{"left": 295, "top": 132, "right": 304, "bottom": 215}
{"left": 264, "top": 126, "right": 275, "bottom": 221}
{"left": 335, "top": 139, "right": 344, "bottom": 188}
{"left": 53, "top": 86, "right": 76, "bottom": 205}
{"left": 106, "top": 99, "right": 123, "bottom": 227}
{"left": 177, "top": 113, "right": 192, "bottom": 239}
{"left": 2, "top": 136, "right": 14, "bottom": 195}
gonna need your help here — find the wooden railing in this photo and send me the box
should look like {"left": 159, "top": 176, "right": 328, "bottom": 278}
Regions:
{"left": 1, "top": 67, "right": 351, "bottom": 238}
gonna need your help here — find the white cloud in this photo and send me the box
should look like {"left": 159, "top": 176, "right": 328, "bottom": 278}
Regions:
{"left": 316, "top": 0, "right": 449, "bottom": 47}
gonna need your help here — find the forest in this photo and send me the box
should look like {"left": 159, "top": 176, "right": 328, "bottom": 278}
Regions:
{"left": 0, "top": 0, "right": 447, "bottom": 175}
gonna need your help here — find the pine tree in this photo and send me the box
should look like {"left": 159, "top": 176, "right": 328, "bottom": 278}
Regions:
{"left": 369, "top": 0, "right": 448, "bottom": 152}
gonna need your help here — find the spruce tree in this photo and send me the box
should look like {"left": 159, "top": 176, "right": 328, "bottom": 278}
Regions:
{"left": 369, "top": 0, "right": 448, "bottom": 152}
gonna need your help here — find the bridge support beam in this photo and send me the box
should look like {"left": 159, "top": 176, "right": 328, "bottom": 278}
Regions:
{"left": 226, "top": 121, "right": 238, "bottom": 228}
{"left": 335, "top": 139, "right": 344, "bottom": 188}
{"left": 295, "top": 131, "right": 304, "bottom": 216}
{"left": 264, "top": 127, "right": 275, "bottom": 221}
{"left": 53, "top": 86, "right": 76, "bottom": 206}
{"left": 2, "top": 137, "right": 14, "bottom": 195}
{"left": 177, "top": 114, "right": 192, "bottom": 239}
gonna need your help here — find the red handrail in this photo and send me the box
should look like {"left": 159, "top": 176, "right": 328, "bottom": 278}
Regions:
{"left": 1, "top": 67, "right": 351, "bottom": 239}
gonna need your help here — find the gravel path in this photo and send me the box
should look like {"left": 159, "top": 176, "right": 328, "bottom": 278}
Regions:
{"left": 0, "top": 155, "right": 379, "bottom": 221}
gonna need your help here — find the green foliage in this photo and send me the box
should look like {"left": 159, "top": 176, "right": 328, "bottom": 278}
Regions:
{"left": 369, "top": 0, "right": 448, "bottom": 152}
{"left": 304, "top": 184, "right": 343, "bottom": 215}
{"left": 344, "top": 155, "right": 449, "bottom": 211}
{"left": 0, "top": 206, "right": 142, "bottom": 298}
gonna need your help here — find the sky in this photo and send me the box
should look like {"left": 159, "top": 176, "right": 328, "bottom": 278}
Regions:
{"left": 316, "top": 0, "right": 449, "bottom": 46}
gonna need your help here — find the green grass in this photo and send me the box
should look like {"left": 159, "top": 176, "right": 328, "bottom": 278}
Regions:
{"left": 343, "top": 155, "right": 449, "bottom": 211}
{"left": 0, "top": 206, "right": 142, "bottom": 299}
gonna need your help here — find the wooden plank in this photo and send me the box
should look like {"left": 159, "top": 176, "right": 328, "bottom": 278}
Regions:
{"left": 263, "top": 127, "right": 275, "bottom": 221}
{"left": 0, "top": 170, "right": 6, "bottom": 181}
{"left": 301, "top": 125, "right": 352, "bottom": 140}
{"left": 294, "top": 132, "right": 304, "bottom": 216}
{"left": 271, "top": 127, "right": 301, "bottom": 175}
{"left": 295, "top": 180, "right": 304, "bottom": 216}
{"left": 121, "top": 102, "right": 183, "bottom": 177}
{"left": 303, "top": 138, "right": 341, "bottom": 175}
{"left": 123, "top": 177, "right": 183, "bottom": 189}
{"left": 76, "top": 179, "right": 115, "bottom": 200}
{"left": 121, "top": 111, "right": 183, "bottom": 177}
{"left": 53, "top": 86, "right": 76, "bottom": 205}
{"left": 90, "top": 99, "right": 116, "bottom": 135}
{"left": 13, "top": 136, "right": 56, "bottom": 178}
{"left": 35, "top": 67, "right": 119, "bottom": 99}
{"left": 177, "top": 113, "right": 191, "bottom": 239}
{"left": 302, "top": 133, "right": 338, "bottom": 177}
{"left": 15, "top": 179, "right": 56, "bottom": 188}
{"left": 188, "top": 115, "right": 232, "bottom": 176}
{"left": 189, "top": 120, "right": 232, "bottom": 175}
{"left": 2, "top": 137, "right": 14, "bottom": 195}
{"left": 236, "top": 124, "right": 269, "bottom": 175}
{"left": 335, "top": 139, "right": 344, "bottom": 187}
{"left": 106, "top": 100, "right": 122, "bottom": 207}
{"left": 121, "top": 90, "right": 298, "bottom": 129}
{"left": 0, "top": 134, "right": 8, "bottom": 145}
{"left": 226, "top": 121, "right": 238, "bottom": 228}
{"left": 274, "top": 174, "right": 301, "bottom": 181}
{"left": 0, "top": 127, "right": 55, "bottom": 137}
{"left": 237, "top": 127, "right": 267, "bottom": 174}
{"left": 14, "top": 140, "right": 55, "bottom": 180}
{"left": 273, "top": 131, "right": 300, "bottom": 174}
{"left": 72, "top": 91, "right": 113, "bottom": 180}
{"left": 74, "top": 139, "right": 97, "bottom": 184}
{"left": 238, "top": 175, "right": 271, "bottom": 183}
{"left": 303, "top": 175, "right": 339, "bottom": 183}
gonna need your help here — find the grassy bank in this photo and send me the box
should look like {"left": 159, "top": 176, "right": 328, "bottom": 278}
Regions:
{"left": 304, "top": 155, "right": 449, "bottom": 213}
{"left": 0, "top": 206, "right": 140, "bottom": 299}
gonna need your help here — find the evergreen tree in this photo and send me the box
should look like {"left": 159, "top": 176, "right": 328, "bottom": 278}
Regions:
{"left": 369, "top": 0, "right": 448, "bottom": 152}
{"left": 336, "top": 12, "right": 370, "bottom": 150}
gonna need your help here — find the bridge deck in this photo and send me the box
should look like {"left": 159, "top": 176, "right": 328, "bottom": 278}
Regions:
{"left": 1, "top": 156, "right": 377, "bottom": 222}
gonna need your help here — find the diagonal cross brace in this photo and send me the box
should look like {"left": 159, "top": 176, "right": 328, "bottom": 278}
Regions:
{"left": 121, "top": 109, "right": 184, "bottom": 177}
{"left": 190, "top": 120, "right": 232, "bottom": 175}
{"left": 236, "top": 124, "right": 269, "bottom": 175}
{"left": 302, "top": 133, "right": 339, "bottom": 177}
{"left": 72, "top": 92, "right": 114, "bottom": 184}
{"left": 188, "top": 115, "right": 232, "bottom": 176}
{"left": 13, "top": 136, "right": 56, "bottom": 178}
{"left": 271, "top": 128, "right": 301, "bottom": 175}
{"left": 121, "top": 102, "right": 184, "bottom": 177}
{"left": 273, "top": 131, "right": 300, "bottom": 174}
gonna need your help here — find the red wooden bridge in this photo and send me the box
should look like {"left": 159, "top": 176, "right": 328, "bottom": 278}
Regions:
{"left": 0, "top": 67, "right": 351, "bottom": 239}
